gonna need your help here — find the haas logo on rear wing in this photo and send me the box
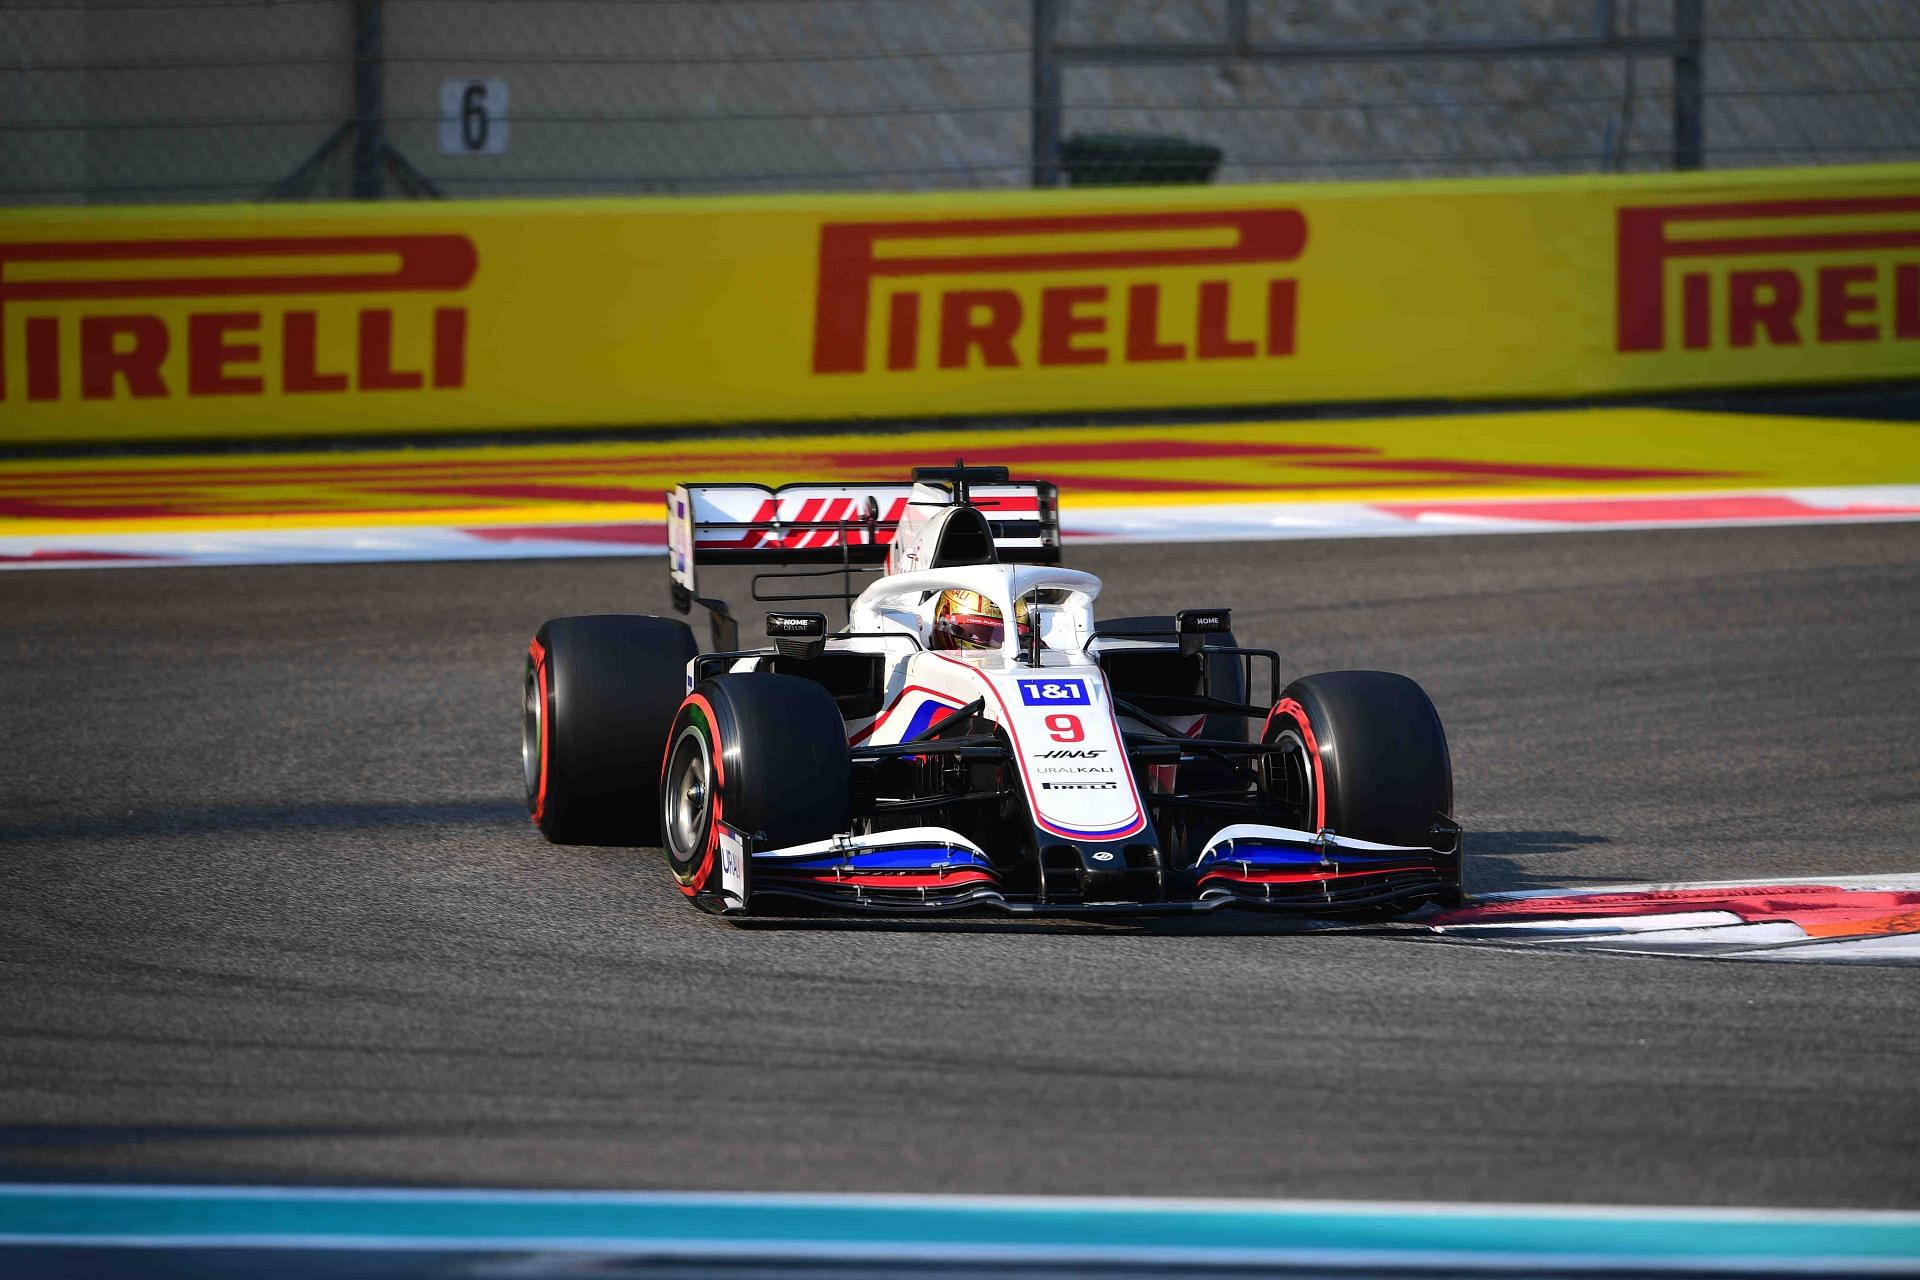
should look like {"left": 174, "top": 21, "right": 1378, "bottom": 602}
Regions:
{"left": 666, "top": 479, "right": 1059, "bottom": 609}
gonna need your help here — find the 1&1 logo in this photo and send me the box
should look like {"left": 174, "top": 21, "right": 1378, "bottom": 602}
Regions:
{"left": 1018, "top": 678, "right": 1089, "bottom": 706}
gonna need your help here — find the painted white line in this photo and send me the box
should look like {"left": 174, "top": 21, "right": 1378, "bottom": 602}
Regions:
{"left": 1739, "top": 934, "right": 1920, "bottom": 962}
{"left": 1473, "top": 873, "right": 1920, "bottom": 899}
{"left": 1572, "top": 922, "right": 1813, "bottom": 949}
{"left": 1434, "top": 911, "right": 1748, "bottom": 936}
{"left": 1065, "top": 486, "right": 1920, "bottom": 545}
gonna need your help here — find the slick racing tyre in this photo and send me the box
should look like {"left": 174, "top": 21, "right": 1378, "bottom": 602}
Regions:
{"left": 1260, "top": 670, "right": 1453, "bottom": 851}
{"left": 661, "top": 674, "right": 852, "bottom": 908}
{"left": 524, "top": 614, "right": 697, "bottom": 846}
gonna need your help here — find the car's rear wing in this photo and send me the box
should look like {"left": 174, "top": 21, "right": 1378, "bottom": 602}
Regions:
{"left": 667, "top": 480, "right": 1059, "bottom": 614}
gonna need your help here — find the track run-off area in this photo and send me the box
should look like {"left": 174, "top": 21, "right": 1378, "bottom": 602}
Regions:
{"left": 4, "top": 405, "right": 1920, "bottom": 565}
{"left": 2, "top": 404, "right": 1917, "bottom": 1271}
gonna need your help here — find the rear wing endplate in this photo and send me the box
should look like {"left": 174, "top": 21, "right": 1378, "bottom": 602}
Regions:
{"left": 667, "top": 480, "right": 1059, "bottom": 613}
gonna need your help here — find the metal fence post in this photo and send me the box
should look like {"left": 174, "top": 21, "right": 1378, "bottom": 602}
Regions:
{"left": 1672, "top": 0, "right": 1704, "bottom": 170}
{"left": 352, "top": 0, "right": 387, "bottom": 198}
{"left": 1226, "top": 0, "right": 1251, "bottom": 55}
{"left": 1031, "top": 0, "right": 1063, "bottom": 188}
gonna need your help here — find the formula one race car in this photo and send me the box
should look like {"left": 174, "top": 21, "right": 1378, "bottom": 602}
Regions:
{"left": 522, "top": 464, "right": 1461, "bottom": 917}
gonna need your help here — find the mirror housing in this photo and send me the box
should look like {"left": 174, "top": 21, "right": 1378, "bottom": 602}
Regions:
{"left": 766, "top": 610, "right": 828, "bottom": 660}
{"left": 1175, "top": 607, "right": 1231, "bottom": 656}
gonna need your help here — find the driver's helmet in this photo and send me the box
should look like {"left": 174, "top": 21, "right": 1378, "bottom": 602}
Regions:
{"left": 931, "top": 588, "right": 1033, "bottom": 652}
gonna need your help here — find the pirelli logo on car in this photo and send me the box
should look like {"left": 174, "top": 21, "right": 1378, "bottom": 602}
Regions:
{"left": 0, "top": 233, "right": 478, "bottom": 404}
{"left": 1617, "top": 195, "right": 1920, "bottom": 355}
{"left": 811, "top": 209, "right": 1306, "bottom": 376}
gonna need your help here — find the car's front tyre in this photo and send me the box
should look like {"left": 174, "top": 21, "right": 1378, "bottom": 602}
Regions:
{"left": 1261, "top": 669, "right": 1455, "bottom": 851}
{"left": 661, "top": 674, "right": 852, "bottom": 908}
{"left": 1259, "top": 669, "right": 1458, "bottom": 917}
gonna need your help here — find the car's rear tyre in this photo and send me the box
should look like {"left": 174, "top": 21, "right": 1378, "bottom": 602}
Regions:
{"left": 661, "top": 674, "right": 852, "bottom": 906}
{"left": 524, "top": 614, "right": 697, "bottom": 846}
{"left": 1260, "top": 669, "right": 1453, "bottom": 850}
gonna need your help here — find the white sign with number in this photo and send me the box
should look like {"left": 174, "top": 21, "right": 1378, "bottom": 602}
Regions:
{"left": 439, "top": 78, "right": 509, "bottom": 155}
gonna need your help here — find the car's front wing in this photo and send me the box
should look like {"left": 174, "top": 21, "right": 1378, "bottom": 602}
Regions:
{"left": 698, "top": 822, "right": 1459, "bottom": 916}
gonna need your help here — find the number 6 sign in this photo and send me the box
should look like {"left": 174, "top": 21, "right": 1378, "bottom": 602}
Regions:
{"left": 439, "top": 79, "right": 510, "bottom": 155}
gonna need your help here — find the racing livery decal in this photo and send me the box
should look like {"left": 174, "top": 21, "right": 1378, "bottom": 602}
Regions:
{"left": 847, "top": 685, "right": 971, "bottom": 746}
{"left": 927, "top": 650, "right": 1149, "bottom": 844}
{"left": 1017, "top": 678, "right": 1089, "bottom": 706}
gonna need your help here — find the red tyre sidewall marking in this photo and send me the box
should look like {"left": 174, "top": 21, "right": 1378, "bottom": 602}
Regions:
{"left": 663, "top": 693, "right": 724, "bottom": 897}
{"left": 528, "top": 637, "right": 551, "bottom": 825}
{"left": 1262, "top": 696, "right": 1325, "bottom": 831}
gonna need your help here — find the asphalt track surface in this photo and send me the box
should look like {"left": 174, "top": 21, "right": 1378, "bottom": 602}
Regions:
{"left": 3, "top": 523, "right": 1917, "bottom": 1211}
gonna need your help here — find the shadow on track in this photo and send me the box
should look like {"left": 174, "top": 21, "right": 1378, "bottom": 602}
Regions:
{"left": 731, "top": 906, "right": 1336, "bottom": 938}
{"left": 1468, "top": 829, "right": 1619, "bottom": 892}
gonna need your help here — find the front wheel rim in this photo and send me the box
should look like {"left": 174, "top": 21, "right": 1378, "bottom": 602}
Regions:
{"left": 522, "top": 660, "right": 543, "bottom": 810}
{"left": 1265, "top": 726, "right": 1314, "bottom": 830}
{"left": 664, "top": 725, "right": 713, "bottom": 868}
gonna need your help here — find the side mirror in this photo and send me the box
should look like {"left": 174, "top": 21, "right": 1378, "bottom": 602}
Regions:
{"left": 766, "top": 610, "right": 827, "bottom": 660}
{"left": 1175, "top": 607, "right": 1231, "bottom": 657}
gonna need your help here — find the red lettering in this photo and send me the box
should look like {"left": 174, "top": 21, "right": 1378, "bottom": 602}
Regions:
{"left": 1039, "top": 285, "right": 1107, "bottom": 366}
{"left": 25, "top": 316, "right": 59, "bottom": 401}
{"left": 81, "top": 314, "right": 168, "bottom": 400}
{"left": 1124, "top": 284, "right": 1184, "bottom": 361}
{"left": 1616, "top": 198, "right": 1920, "bottom": 353}
{"left": 1682, "top": 273, "right": 1711, "bottom": 350}
{"left": 1728, "top": 270, "right": 1802, "bottom": 348}
{"left": 812, "top": 210, "right": 1307, "bottom": 374}
{"left": 938, "top": 290, "right": 1020, "bottom": 369}
{"left": 1267, "top": 279, "right": 1297, "bottom": 356}
{"left": 188, "top": 311, "right": 263, "bottom": 395}
{"left": 1196, "top": 280, "right": 1255, "bottom": 359}
{"left": 357, "top": 308, "right": 422, "bottom": 390}
{"left": 1817, "top": 265, "right": 1877, "bottom": 343}
{"left": 433, "top": 306, "right": 466, "bottom": 389}
{"left": 1899, "top": 265, "right": 1920, "bottom": 340}
{"left": 887, "top": 292, "right": 919, "bottom": 371}
{"left": 283, "top": 310, "right": 348, "bottom": 393}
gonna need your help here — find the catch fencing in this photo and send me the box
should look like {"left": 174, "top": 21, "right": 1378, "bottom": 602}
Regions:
{"left": 2, "top": 0, "right": 1918, "bottom": 206}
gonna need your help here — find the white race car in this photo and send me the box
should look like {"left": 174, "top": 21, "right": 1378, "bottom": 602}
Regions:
{"left": 522, "top": 464, "right": 1460, "bottom": 916}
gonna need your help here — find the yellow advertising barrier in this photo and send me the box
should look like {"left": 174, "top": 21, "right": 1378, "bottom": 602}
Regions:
{"left": 2, "top": 163, "right": 1917, "bottom": 444}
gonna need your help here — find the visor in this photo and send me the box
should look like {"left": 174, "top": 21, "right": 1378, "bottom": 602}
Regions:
{"left": 941, "top": 610, "right": 1006, "bottom": 649}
